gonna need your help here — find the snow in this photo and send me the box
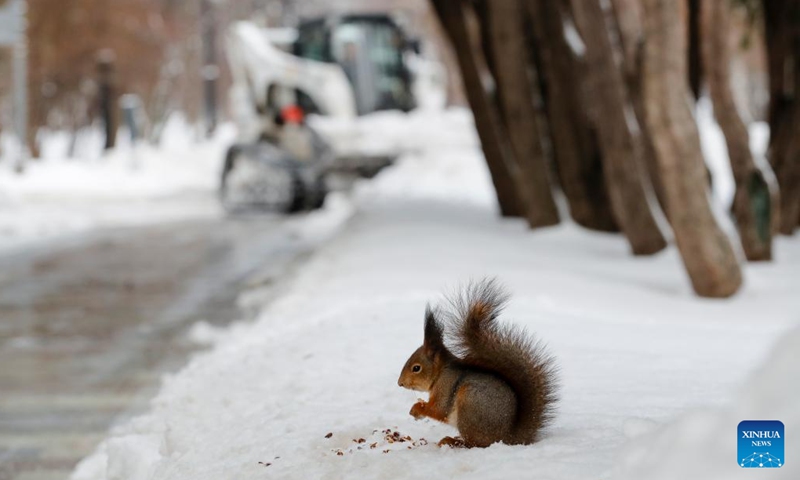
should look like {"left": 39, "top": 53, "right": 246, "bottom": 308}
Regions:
{"left": 696, "top": 96, "right": 772, "bottom": 211}
{"left": 0, "top": 116, "right": 232, "bottom": 251}
{"left": 71, "top": 108, "right": 799, "bottom": 480}
{"left": 563, "top": 18, "right": 587, "bottom": 57}
{"left": 616, "top": 324, "right": 799, "bottom": 479}
{"left": 309, "top": 107, "right": 472, "bottom": 160}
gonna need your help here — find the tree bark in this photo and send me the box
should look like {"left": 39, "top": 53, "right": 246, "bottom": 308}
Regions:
{"left": 569, "top": 0, "right": 668, "bottom": 255}
{"left": 97, "top": 53, "right": 118, "bottom": 151}
{"left": 482, "top": 0, "right": 560, "bottom": 227}
{"left": 430, "top": 0, "right": 523, "bottom": 218}
{"left": 780, "top": 26, "right": 800, "bottom": 234}
{"left": 526, "top": 0, "right": 619, "bottom": 232}
{"left": 778, "top": 65, "right": 800, "bottom": 234}
{"left": 641, "top": 0, "right": 742, "bottom": 297}
{"left": 762, "top": 0, "right": 800, "bottom": 234}
{"left": 701, "top": 0, "right": 779, "bottom": 260}
{"left": 762, "top": 0, "right": 792, "bottom": 157}
{"left": 421, "top": 3, "right": 467, "bottom": 106}
{"left": 608, "top": 0, "right": 669, "bottom": 218}
{"left": 687, "top": 0, "right": 702, "bottom": 99}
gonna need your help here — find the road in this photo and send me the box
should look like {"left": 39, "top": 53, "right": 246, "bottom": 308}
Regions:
{"left": 0, "top": 214, "right": 316, "bottom": 480}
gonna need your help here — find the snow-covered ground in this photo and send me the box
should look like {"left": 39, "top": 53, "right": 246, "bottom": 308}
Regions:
{"left": 70, "top": 108, "right": 799, "bottom": 480}
{"left": 0, "top": 117, "right": 232, "bottom": 251}
{"left": 0, "top": 108, "right": 469, "bottom": 253}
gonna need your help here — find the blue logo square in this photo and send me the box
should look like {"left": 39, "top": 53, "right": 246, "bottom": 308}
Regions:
{"left": 738, "top": 420, "right": 784, "bottom": 468}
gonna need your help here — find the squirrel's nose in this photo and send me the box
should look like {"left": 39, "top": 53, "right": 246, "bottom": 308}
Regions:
{"left": 398, "top": 379, "right": 404, "bottom": 387}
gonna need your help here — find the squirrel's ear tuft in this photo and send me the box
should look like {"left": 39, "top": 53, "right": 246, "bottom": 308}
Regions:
{"left": 423, "top": 305, "right": 445, "bottom": 354}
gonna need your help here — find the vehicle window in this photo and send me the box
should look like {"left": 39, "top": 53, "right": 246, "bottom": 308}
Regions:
{"left": 331, "top": 20, "right": 412, "bottom": 114}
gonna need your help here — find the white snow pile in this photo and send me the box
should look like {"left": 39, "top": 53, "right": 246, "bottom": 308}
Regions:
{"left": 615, "top": 324, "right": 799, "bottom": 480}
{"left": 0, "top": 117, "right": 232, "bottom": 251}
{"left": 72, "top": 108, "right": 799, "bottom": 480}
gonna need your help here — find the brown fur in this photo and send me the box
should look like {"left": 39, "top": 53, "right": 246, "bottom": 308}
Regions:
{"left": 398, "top": 279, "right": 559, "bottom": 447}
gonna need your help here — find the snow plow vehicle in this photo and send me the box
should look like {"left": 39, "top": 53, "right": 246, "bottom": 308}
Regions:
{"left": 220, "top": 14, "right": 445, "bottom": 213}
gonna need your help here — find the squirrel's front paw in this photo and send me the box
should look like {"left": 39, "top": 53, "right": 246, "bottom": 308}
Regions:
{"left": 409, "top": 401, "right": 426, "bottom": 420}
{"left": 437, "top": 436, "right": 466, "bottom": 448}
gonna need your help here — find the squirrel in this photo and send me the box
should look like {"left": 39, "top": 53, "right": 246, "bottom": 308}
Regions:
{"left": 397, "top": 279, "right": 558, "bottom": 448}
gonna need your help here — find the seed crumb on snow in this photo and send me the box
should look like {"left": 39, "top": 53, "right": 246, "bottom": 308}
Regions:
{"left": 329, "top": 428, "right": 430, "bottom": 457}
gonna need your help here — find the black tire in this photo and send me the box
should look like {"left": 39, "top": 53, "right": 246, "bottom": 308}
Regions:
{"left": 220, "top": 144, "right": 303, "bottom": 214}
{"left": 309, "top": 175, "right": 328, "bottom": 210}
{"left": 284, "top": 169, "right": 306, "bottom": 213}
{"left": 219, "top": 145, "right": 241, "bottom": 193}
{"left": 294, "top": 173, "right": 327, "bottom": 211}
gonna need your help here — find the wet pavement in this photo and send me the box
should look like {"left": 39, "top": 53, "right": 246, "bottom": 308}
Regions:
{"left": 0, "top": 215, "right": 314, "bottom": 480}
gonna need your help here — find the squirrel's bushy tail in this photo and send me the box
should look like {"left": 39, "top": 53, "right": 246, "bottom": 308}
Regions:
{"left": 446, "top": 278, "right": 559, "bottom": 444}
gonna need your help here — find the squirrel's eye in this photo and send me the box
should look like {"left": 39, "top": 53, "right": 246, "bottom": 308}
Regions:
{"left": 412, "top": 365, "right": 421, "bottom": 373}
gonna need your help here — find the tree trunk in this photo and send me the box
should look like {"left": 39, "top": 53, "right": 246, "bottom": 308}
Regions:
{"left": 687, "top": 0, "right": 702, "bottom": 99}
{"left": 762, "top": 0, "right": 800, "bottom": 235}
{"left": 421, "top": 3, "right": 467, "bottom": 106}
{"left": 641, "top": 0, "right": 742, "bottom": 297}
{"left": 778, "top": 24, "right": 800, "bottom": 235}
{"left": 430, "top": 0, "right": 523, "bottom": 218}
{"left": 701, "top": 0, "right": 778, "bottom": 259}
{"left": 608, "top": 0, "right": 669, "bottom": 218}
{"left": 569, "top": 0, "right": 668, "bottom": 255}
{"left": 482, "top": 0, "right": 560, "bottom": 227}
{"left": 526, "top": 0, "right": 618, "bottom": 232}
{"left": 97, "top": 53, "right": 118, "bottom": 151}
{"left": 762, "top": 0, "right": 792, "bottom": 157}
{"left": 778, "top": 66, "right": 800, "bottom": 234}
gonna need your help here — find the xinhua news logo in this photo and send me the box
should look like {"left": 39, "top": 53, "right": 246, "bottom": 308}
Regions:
{"left": 738, "top": 420, "right": 784, "bottom": 468}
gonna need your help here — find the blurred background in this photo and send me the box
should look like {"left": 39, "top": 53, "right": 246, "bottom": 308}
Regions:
{"left": 0, "top": 0, "right": 798, "bottom": 479}
{"left": 0, "top": 0, "right": 459, "bottom": 159}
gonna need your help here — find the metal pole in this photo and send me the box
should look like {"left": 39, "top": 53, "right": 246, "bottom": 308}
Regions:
{"left": 12, "top": 0, "right": 28, "bottom": 171}
{"left": 201, "top": 0, "right": 218, "bottom": 138}
{"left": 97, "top": 50, "right": 117, "bottom": 151}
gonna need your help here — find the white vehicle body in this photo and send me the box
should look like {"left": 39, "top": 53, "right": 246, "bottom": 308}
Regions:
{"left": 226, "top": 21, "right": 446, "bottom": 162}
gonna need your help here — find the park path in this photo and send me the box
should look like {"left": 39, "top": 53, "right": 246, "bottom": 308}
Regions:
{"left": 0, "top": 214, "right": 314, "bottom": 480}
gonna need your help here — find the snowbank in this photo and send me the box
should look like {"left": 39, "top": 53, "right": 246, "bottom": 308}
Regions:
{"left": 616, "top": 325, "right": 799, "bottom": 480}
{"left": 1, "top": 116, "right": 228, "bottom": 200}
{"left": 71, "top": 108, "right": 799, "bottom": 480}
{"left": 0, "top": 117, "right": 233, "bottom": 251}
